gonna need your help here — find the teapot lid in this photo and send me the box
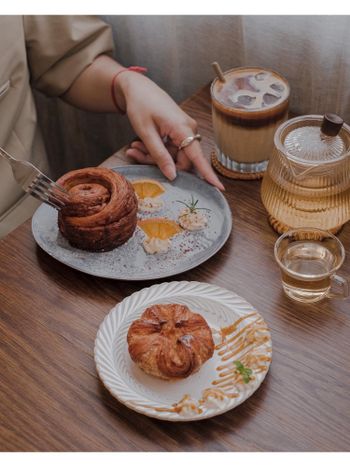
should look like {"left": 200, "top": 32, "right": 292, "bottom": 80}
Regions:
{"left": 275, "top": 114, "right": 350, "bottom": 165}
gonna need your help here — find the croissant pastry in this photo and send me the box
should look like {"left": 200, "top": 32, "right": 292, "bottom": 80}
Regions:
{"left": 56, "top": 167, "right": 137, "bottom": 251}
{"left": 127, "top": 304, "right": 215, "bottom": 380}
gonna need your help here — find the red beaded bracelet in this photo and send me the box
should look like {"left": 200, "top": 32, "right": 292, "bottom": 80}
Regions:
{"left": 111, "top": 66, "right": 148, "bottom": 113}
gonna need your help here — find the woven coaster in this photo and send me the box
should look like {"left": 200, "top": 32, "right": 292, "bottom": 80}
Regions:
{"left": 268, "top": 215, "right": 343, "bottom": 237}
{"left": 211, "top": 151, "right": 265, "bottom": 180}
{"left": 267, "top": 215, "right": 290, "bottom": 235}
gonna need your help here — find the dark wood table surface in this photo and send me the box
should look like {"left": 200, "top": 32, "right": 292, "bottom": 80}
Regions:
{"left": 1, "top": 85, "right": 350, "bottom": 452}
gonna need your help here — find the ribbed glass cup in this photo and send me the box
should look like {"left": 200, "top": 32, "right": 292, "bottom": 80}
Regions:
{"left": 261, "top": 115, "right": 350, "bottom": 234}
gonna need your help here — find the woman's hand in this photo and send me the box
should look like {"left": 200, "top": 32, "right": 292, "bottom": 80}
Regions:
{"left": 63, "top": 55, "right": 224, "bottom": 190}
{"left": 115, "top": 71, "right": 224, "bottom": 190}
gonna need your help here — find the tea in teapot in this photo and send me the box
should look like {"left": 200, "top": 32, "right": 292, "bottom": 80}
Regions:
{"left": 261, "top": 114, "right": 350, "bottom": 234}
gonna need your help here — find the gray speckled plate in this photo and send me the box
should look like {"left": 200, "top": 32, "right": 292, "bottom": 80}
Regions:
{"left": 31, "top": 166, "right": 232, "bottom": 281}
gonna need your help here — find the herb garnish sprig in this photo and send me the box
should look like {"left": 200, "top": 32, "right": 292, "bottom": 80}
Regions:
{"left": 234, "top": 361, "right": 253, "bottom": 384}
{"left": 176, "top": 195, "right": 211, "bottom": 214}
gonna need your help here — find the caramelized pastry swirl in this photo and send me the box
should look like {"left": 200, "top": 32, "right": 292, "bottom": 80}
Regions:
{"left": 127, "top": 304, "right": 215, "bottom": 379}
{"left": 57, "top": 167, "right": 137, "bottom": 251}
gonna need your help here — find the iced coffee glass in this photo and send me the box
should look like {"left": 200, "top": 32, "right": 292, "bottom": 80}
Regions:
{"left": 211, "top": 67, "right": 290, "bottom": 176}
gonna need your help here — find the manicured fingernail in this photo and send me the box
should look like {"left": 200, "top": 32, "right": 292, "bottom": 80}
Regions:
{"left": 211, "top": 175, "right": 225, "bottom": 191}
{"left": 164, "top": 165, "right": 177, "bottom": 181}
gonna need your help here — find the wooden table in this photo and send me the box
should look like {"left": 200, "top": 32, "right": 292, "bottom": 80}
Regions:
{"left": 1, "top": 85, "right": 350, "bottom": 452}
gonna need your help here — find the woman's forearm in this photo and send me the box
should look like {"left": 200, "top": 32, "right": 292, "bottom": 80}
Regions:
{"left": 62, "top": 54, "right": 126, "bottom": 112}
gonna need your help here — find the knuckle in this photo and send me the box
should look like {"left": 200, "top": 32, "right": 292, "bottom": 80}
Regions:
{"left": 183, "top": 116, "right": 197, "bottom": 131}
{"left": 153, "top": 149, "right": 171, "bottom": 164}
{"left": 190, "top": 118, "right": 198, "bottom": 131}
{"left": 189, "top": 151, "right": 201, "bottom": 163}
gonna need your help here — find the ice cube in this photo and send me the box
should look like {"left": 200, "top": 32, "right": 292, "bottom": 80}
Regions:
{"left": 255, "top": 72, "right": 269, "bottom": 81}
{"left": 237, "top": 94, "right": 256, "bottom": 106}
{"left": 270, "top": 82, "right": 285, "bottom": 93}
{"left": 263, "top": 93, "right": 280, "bottom": 106}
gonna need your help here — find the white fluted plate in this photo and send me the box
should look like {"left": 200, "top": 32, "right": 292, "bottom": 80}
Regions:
{"left": 94, "top": 281, "right": 272, "bottom": 421}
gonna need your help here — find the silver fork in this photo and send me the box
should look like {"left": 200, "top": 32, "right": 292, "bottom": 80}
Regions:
{"left": 0, "top": 146, "right": 69, "bottom": 210}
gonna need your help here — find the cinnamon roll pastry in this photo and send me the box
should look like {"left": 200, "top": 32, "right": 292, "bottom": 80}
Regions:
{"left": 56, "top": 167, "right": 137, "bottom": 251}
{"left": 127, "top": 304, "right": 214, "bottom": 380}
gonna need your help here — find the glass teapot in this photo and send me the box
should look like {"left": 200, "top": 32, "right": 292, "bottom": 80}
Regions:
{"left": 261, "top": 113, "right": 350, "bottom": 234}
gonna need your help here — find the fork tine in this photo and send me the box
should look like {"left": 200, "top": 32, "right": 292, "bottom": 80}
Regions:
{"left": 48, "top": 194, "right": 66, "bottom": 209}
{"left": 29, "top": 188, "right": 62, "bottom": 210}
{"left": 37, "top": 173, "right": 68, "bottom": 194}
{"left": 46, "top": 183, "right": 71, "bottom": 201}
{"left": 32, "top": 177, "right": 59, "bottom": 195}
{"left": 28, "top": 180, "right": 66, "bottom": 209}
{"left": 32, "top": 178, "right": 69, "bottom": 207}
{"left": 32, "top": 174, "right": 54, "bottom": 192}
{"left": 52, "top": 180, "right": 69, "bottom": 194}
{"left": 35, "top": 175, "right": 70, "bottom": 201}
{"left": 46, "top": 186, "right": 70, "bottom": 206}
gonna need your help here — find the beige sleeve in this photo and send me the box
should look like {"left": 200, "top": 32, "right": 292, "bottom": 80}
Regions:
{"left": 23, "top": 15, "right": 114, "bottom": 96}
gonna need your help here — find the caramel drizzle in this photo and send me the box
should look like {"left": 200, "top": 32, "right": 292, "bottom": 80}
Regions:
{"left": 218, "top": 312, "right": 259, "bottom": 342}
{"left": 221, "top": 333, "right": 270, "bottom": 362}
{"left": 216, "top": 317, "right": 265, "bottom": 351}
{"left": 199, "top": 388, "right": 238, "bottom": 404}
{"left": 212, "top": 312, "right": 271, "bottom": 390}
{"left": 218, "top": 320, "right": 269, "bottom": 359}
{"left": 139, "top": 394, "right": 203, "bottom": 415}
{"left": 217, "top": 353, "right": 271, "bottom": 375}
{"left": 212, "top": 374, "right": 250, "bottom": 388}
{"left": 217, "top": 353, "right": 271, "bottom": 371}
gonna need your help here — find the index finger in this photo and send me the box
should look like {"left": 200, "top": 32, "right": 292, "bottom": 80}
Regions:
{"left": 182, "top": 141, "right": 225, "bottom": 191}
{"left": 138, "top": 126, "right": 177, "bottom": 181}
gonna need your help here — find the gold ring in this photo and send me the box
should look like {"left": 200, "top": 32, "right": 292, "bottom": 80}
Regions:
{"left": 178, "top": 134, "right": 202, "bottom": 151}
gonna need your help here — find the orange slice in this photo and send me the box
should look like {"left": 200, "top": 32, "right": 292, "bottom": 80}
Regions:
{"left": 131, "top": 179, "right": 165, "bottom": 199}
{"left": 138, "top": 218, "right": 182, "bottom": 240}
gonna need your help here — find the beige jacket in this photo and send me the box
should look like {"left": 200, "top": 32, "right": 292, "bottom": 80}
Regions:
{"left": 0, "top": 15, "right": 113, "bottom": 238}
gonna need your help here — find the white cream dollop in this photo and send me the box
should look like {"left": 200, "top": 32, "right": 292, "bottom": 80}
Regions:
{"left": 178, "top": 208, "right": 208, "bottom": 231}
{"left": 200, "top": 389, "right": 229, "bottom": 410}
{"left": 176, "top": 397, "right": 200, "bottom": 417}
{"left": 137, "top": 196, "right": 164, "bottom": 213}
{"left": 179, "top": 404, "right": 199, "bottom": 417}
{"left": 203, "top": 395, "right": 227, "bottom": 410}
{"left": 143, "top": 237, "right": 171, "bottom": 254}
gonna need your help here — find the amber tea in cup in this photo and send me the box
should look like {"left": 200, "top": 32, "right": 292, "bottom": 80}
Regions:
{"left": 274, "top": 228, "right": 349, "bottom": 303}
{"left": 261, "top": 114, "right": 350, "bottom": 235}
{"left": 211, "top": 66, "right": 289, "bottom": 176}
